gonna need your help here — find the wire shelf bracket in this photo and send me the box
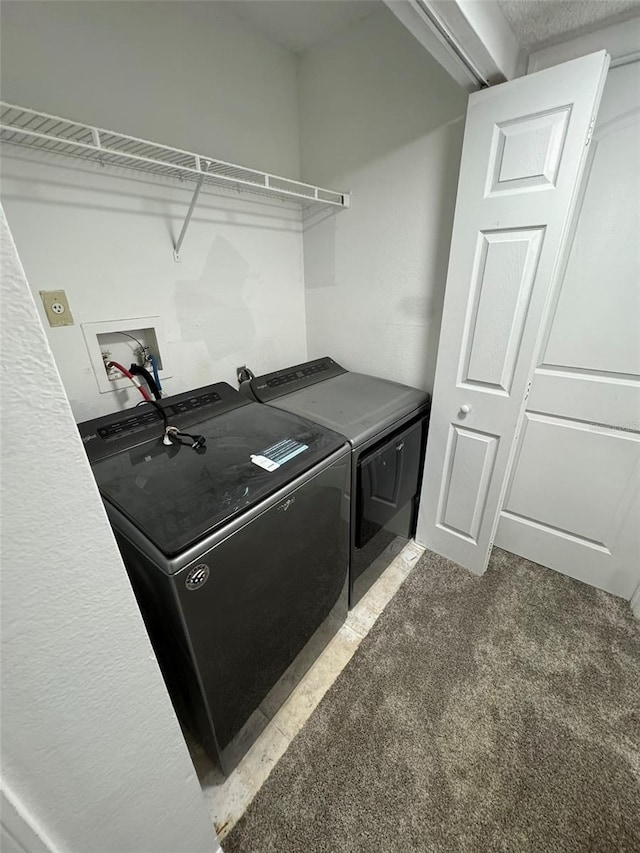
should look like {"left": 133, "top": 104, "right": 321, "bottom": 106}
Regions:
{"left": 0, "top": 102, "right": 352, "bottom": 261}
{"left": 173, "top": 163, "right": 207, "bottom": 263}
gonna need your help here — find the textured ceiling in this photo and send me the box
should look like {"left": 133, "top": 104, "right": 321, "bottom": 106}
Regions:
{"left": 220, "top": 0, "right": 379, "bottom": 54}
{"left": 498, "top": 0, "right": 640, "bottom": 49}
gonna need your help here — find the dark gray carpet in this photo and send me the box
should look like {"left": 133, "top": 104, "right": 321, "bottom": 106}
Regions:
{"left": 225, "top": 548, "right": 640, "bottom": 853}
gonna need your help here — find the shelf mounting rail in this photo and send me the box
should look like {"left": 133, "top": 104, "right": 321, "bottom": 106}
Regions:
{"left": 0, "top": 102, "right": 351, "bottom": 261}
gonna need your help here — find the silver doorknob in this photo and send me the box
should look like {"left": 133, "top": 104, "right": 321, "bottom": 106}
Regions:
{"left": 460, "top": 404, "right": 471, "bottom": 414}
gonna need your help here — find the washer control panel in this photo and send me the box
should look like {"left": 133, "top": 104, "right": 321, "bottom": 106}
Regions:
{"left": 79, "top": 383, "right": 250, "bottom": 461}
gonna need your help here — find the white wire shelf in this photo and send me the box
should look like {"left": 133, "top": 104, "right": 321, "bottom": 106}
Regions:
{"left": 0, "top": 101, "right": 351, "bottom": 260}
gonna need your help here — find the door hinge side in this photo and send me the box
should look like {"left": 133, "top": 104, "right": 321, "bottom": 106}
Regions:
{"left": 585, "top": 117, "right": 596, "bottom": 146}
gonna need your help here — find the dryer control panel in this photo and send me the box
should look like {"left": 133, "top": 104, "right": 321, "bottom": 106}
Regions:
{"left": 242, "top": 357, "right": 347, "bottom": 403}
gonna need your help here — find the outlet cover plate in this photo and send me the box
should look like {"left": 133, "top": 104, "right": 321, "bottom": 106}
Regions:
{"left": 40, "top": 290, "right": 74, "bottom": 327}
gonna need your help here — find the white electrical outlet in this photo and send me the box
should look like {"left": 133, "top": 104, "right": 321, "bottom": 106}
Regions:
{"left": 40, "top": 290, "right": 74, "bottom": 327}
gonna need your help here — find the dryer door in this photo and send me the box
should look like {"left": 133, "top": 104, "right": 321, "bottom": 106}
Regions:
{"left": 357, "top": 419, "right": 424, "bottom": 548}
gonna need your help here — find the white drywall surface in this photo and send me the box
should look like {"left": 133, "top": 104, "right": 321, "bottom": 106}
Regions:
{"left": 298, "top": 7, "right": 468, "bottom": 392}
{"left": 0, "top": 207, "right": 220, "bottom": 853}
{"left": 0, "top": 0, "right": 307, "bottom": 420}
{"left": 0, "top": 1, "right": 300, "bottom": 177}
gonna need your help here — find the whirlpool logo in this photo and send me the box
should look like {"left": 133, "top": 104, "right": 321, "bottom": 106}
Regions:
{"left": 185, "top": 564, "right": 210, "bottom": 590}
{"left": 278, "top": 497, "right": 296, "bottom": 513}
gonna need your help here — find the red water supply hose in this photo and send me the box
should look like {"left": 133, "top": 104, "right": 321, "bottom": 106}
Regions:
{"left": 107, "top": 360, "right": 152, "bottom": 402}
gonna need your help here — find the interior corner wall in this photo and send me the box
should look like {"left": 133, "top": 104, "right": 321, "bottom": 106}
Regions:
{"left": 0, "top": 206, "right": 219, "bottom": 853}
{"left": 298, "top": 6, "right": 468, "bottom": 393}
{"left": 0, "top": 0, "right": 306, "bottom": 421}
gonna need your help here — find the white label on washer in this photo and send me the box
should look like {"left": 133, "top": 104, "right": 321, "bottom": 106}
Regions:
{"left": 251, "top": 438, "right": 309, "bottom": 471}
{"left": 250, "top": 454, "right": 280, "bottom": 471}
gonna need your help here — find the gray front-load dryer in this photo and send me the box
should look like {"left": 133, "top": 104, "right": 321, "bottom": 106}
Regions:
{"left": 240, "top": 358, "right": 431, "bottom": 606}
{"left": 79, "top": 382, "right": 350, "bottom": 774}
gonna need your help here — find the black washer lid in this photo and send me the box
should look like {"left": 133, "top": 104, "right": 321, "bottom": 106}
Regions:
{"left": 82, "top": 391, "right": 347, "bottom": 556}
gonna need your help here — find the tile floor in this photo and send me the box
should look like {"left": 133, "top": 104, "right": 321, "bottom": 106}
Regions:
{"left": 187, "top": 538, "right": 425, "bottom": 841}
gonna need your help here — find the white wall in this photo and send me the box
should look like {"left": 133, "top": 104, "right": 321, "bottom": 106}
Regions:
{"left": 0, "top": 207, "right": 220, "bottom": 853}
{"left": 0, "top": 1, "right": 307, "bottom": 420}
{"left": 298, "top": 6, "right": 468, "bottom": 392}
{"left": 0, "top": 1, "right": 300, "bottom": 176}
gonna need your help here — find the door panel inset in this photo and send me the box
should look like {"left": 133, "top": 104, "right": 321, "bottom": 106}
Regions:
{"left": 487, "top": 106, "right": 572, "bottom": 195}
{"left": 543, "top": 110, "right": 640, "bottom": 376}
{"left": 460, "top": 228, "right": 544, "bottom": 393}
{"left": 438, "top": 426, "right": 499, "bottom": 543}
{"left": 503, "top": 413, "right": 639, "bottom": 548}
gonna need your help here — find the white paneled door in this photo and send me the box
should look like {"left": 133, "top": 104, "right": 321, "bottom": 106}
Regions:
{"left": 496, "top": 61, "right": 640, "bottom": 598}
{"left": 416, "top": 51, "right": 610, "bottom": 574}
